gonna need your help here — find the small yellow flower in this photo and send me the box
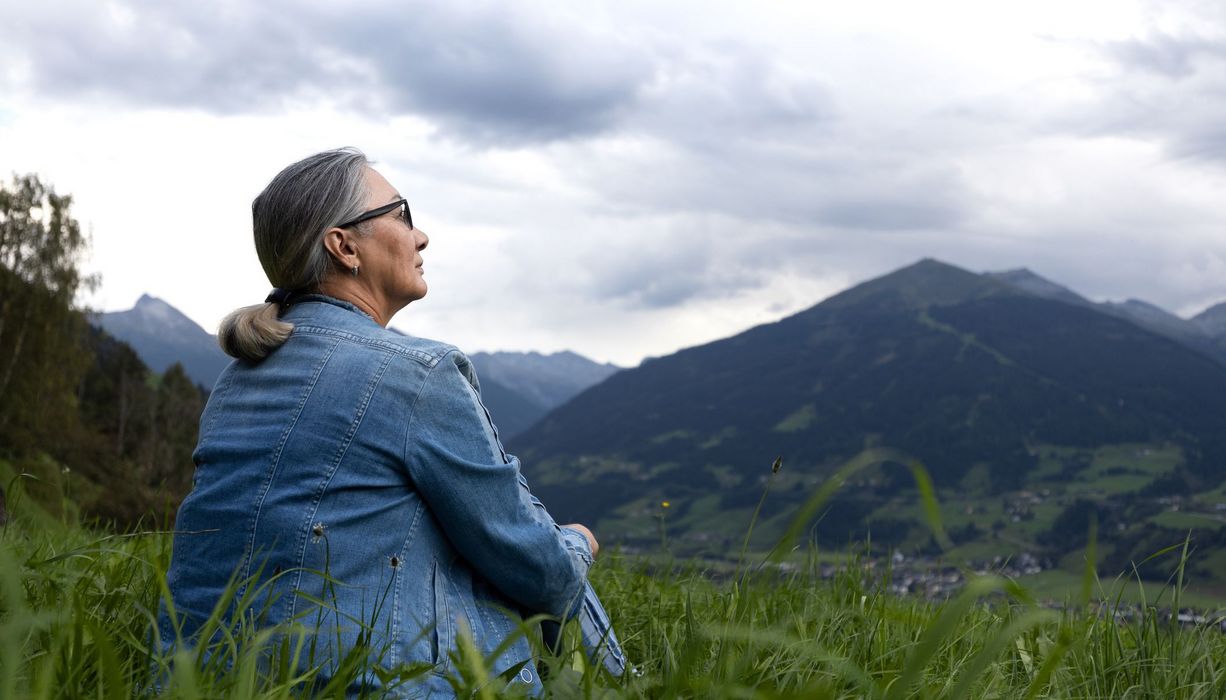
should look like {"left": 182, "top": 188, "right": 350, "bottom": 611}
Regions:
{"left": 661, "top": 501, "right": 670, "bottom": 508}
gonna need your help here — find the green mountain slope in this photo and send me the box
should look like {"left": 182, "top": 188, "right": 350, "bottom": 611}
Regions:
{"left": 514, "top": 259, "right": 1226, "bottom": 566}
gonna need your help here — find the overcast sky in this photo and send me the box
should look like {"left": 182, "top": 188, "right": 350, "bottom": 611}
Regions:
{"left": 2, "top": 0, "right": 1224, "bottom": 366}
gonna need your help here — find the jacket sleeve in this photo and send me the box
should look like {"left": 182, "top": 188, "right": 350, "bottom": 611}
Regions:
{"left": 401, "top": 350, "right": 591, "bottom": 618}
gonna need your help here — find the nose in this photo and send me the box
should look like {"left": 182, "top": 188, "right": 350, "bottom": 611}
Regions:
{"left": 414, "top": 227, "right": 428, "bottom": 251}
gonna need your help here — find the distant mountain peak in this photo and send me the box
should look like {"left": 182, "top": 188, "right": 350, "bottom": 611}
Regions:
{"left": 93, "top": 294, "right": 229, "bottom": 388}
{"left": 133, "top": 293, "right": 190, "bottom": 323}
{"left": 881, "top": 258, "right": 978, "bottom": 283}
{"left": 1193, "top": 302, "right": 1226, "bottom": 339}
{"left": 893, "top": 257, "right": 963, "bottom": 276}
{"left": 1119, "top": 298, "right": 1164, "bottom": 311}
{"left": 468, "top": 349, "right": 621, "bottom": 440}
{"left": 1101, "top": 298, "right": 1187, "bottom": 325}
{"left": 1195, "top": 302, "right": 1226, "bottom": 321}
{"left": 986, "top": 268, "right": 1088, "bottom": 306}
{"left": 821, "top": 258, "right": 1003, "bottom": 312}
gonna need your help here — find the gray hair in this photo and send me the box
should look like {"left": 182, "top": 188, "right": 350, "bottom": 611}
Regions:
{"left": 218, "top": 147, "right": 372, "bottom": 362}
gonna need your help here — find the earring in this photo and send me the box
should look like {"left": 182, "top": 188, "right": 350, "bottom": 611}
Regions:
{"left": 351, "top": 265, "right": 359, "bottom": 277}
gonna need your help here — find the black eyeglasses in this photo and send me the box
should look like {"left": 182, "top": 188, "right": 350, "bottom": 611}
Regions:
{"left": 337, "top": 198, "right": 413, "bottom": 230}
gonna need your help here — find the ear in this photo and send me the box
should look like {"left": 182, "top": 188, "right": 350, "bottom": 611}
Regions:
{"left": 322, "top": 227, "right": 362, "bottom": 270}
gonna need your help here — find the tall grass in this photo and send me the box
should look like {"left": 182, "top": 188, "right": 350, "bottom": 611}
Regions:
{"left": 4, "top": 452, "right": 1226, "bottom": 698}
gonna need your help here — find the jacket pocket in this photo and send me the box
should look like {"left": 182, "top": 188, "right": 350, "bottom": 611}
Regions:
{"left": 432, "top": 559, "right": 452, "bottom": 673}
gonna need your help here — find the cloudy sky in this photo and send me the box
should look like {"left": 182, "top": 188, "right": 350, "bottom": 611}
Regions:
{"left": 2, "top": 0, "right": 1224, "bottom": 366}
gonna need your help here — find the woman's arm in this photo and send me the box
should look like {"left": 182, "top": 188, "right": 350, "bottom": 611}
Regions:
{"left": 401, "top": 350, "right": 591, "bottom": 618}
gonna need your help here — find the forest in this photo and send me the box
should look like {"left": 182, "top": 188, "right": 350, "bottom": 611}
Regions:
{"left": 0, "top": 174, "right": 202, "bottom": 527}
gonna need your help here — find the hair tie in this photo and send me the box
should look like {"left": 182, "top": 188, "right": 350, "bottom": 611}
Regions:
{"left": 265, "top": 288, "right": 294, "bottom": 306}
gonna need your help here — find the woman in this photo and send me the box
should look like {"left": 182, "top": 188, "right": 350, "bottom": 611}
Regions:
{"left": 158, "top": 148, "right": 622, "bottom": 696}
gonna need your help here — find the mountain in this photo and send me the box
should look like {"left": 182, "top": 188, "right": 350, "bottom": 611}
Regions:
{"left": 93, "top": 295, "right": 230, "bottom": 389}
{"left": 472, "top": 351, "right": 621, "bottom": 408}
{"left": 470, "top": 351, "right": 620, "bottom": 439}
{"left": 516, "top": 259, "right": 1226, "bottom": 559}
{"left": 477, "top": 377, "right": 552, "bottom": 439}
{"left": 91, "top": 296, "right": 618, "bottom": 432}
{"left": 1193, "top": 302, "right": 1226, "bottom": 339}
{"left": 990, "top": 270, "right": 1226, "bottom": 365}
{"left": 985, "top": 268, "right": 1089, "bottom": 307}
{"left": 1100, "top": 298, "right": 1218, "bottom": 354}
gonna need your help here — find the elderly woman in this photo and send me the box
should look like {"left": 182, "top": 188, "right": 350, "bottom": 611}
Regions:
{"left": 158, "top": 148, "right": 622, "bottom": 696}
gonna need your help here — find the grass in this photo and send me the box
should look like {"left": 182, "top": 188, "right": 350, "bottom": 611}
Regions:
{"left": 6, "top": 452, "right": 1226, "bottom": 698}
{"left": 593, "top": 439, "right": 1219, "bottom": 582}
{"left": 1016, "top": 568, "right": 1226, "bottom": 612}
{"left": 1150, "top": 511, "right": 1226, "bottom": 530}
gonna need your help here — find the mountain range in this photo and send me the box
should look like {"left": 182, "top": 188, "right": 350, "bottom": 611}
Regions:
{"left": 511, "top": 259, "right": 1226, "bottom": 576}
{"left": 985, "top": 269, "right": 1226, "bottom": 364}
{"left": 91, "top": 296, "right": 617, "bottom": 438}
{"left": 93, "top": 264, "right": 1226, "bottom": 579}
{"left": 469, "top": 351, "right": 620, "bottom": 438}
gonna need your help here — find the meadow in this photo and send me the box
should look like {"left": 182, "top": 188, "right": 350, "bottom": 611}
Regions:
{"left": 5, "top": 460, "right": 1226, "bottom": 699}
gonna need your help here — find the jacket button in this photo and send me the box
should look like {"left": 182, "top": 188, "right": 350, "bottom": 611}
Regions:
{"left": 519, "top": 668, "right": 533, "bottom": 683}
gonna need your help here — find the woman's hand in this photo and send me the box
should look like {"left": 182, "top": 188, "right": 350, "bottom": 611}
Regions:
{"left": 564, "top": 523, "right": 599, "bottom": 557}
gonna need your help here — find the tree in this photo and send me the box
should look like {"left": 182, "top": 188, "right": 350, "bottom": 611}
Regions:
{"left": 0, "top": 175, "right": 206, "bottom": 528}
{"left": 146, "top": 363, "right": 203, "bottom": 496}
{"left": 0, "top": 174, "right": 96, "bottom": 451}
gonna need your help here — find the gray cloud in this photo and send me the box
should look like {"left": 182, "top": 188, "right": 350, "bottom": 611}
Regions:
{"left": 571, "top": 130, "right": 973, "bottom": 233}
{"left": 1103, "top": 33, "right": 1221, "bottom": 79}
{"left": 0, "top": 2, "right": 840, "bottom": 152}
{"left": 818, "top": 198, "right": 962, "bottom": 231}
{"left": 0, "top": 1, "right": 655, "bottom": 145}
{"left": 628, "top": 41, "right": 837, "bottom": 151}
{"left": 576, "top": 220, "right": 765, "bottom": 309}
{"left": 1069, "top": 29, "right": 1226, "bottom": 163}
{"left": 2, "top": 0, "right": 966, "bottom": 237}
{"left": 1, "top": 3, "right": 363, "bottom": 113}
{"left": 371, "top": 5, "right": 653, "bottom": 144}
{"left": 547, "top": 38, "right": 974, "bottom": 234}
{"left": 8, "top": 0, "right": 1226, "bottom": 346}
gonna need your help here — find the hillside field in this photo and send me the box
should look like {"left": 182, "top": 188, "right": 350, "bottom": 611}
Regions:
{"left": 6, "top": 459, "right": 1226, "bottom": 698}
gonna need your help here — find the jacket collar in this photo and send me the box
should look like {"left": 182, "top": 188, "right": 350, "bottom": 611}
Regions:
{"left": 285, "top": 293, "right": 380, "bottom": 328}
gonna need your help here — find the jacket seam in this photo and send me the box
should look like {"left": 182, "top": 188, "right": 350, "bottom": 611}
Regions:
{"left": 388, "top": 499, "right": 425, "bottom": 668}
{"left": 293, "top": 325, "right": 447, "bottom": 366}
{"left": 287, "top": 348, "right": 395, "bottom": 621}
{"left": 400, "top": 353, "right": 449, "bottom": 469}
{"left": 197, "top": 365, "right": 236, "bottom": 454}
{"left": 469, "top": 384, "right": 510, "bottom": 464}
{"left": 239, "top": 337, "right": 341, "bottom": 586}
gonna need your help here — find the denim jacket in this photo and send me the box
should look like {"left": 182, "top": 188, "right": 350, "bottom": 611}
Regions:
{"left": 159, "top": 295, "right": 614, "bottom": 696}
